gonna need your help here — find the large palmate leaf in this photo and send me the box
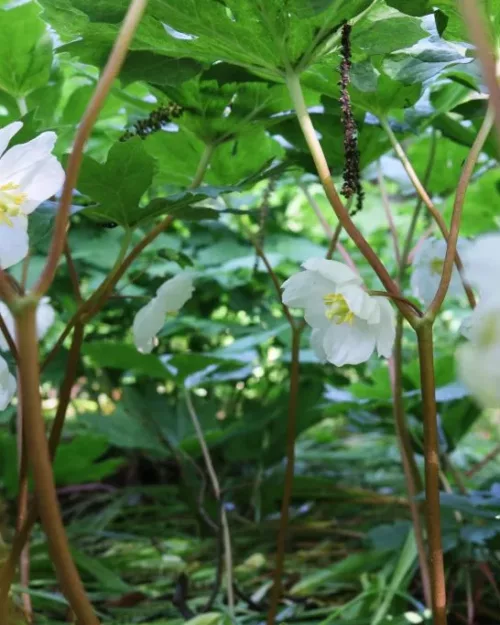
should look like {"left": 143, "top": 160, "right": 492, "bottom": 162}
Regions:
{"left": 0, "top": 2, "right": 53, "bottom": 98}
{"left": 40, "top": 0, "right": 374, "bottom": 79}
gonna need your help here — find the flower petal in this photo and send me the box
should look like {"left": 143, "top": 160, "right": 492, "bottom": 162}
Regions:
{"left": 0, "top": 132, "right": 58, "bottom": 186}
{"left": 338, "top": 283, "right": 380, "bottom": 323}
{"left": 17, "top": 156, "right": 65, "bottom": 215}
{"left": 302, "top": 257, "right": 362, "bottom": 287}
{"left": 133, "top": 297, "right": 167, "bottom": 354}
{"left": 0, "top": 355, "right": 16, "bottom": 410}
{"left": 0, "top": 122, "right": 22, "bottom": 158}
{"left": 0, "top": 217, "right": 28, "bottom": 269}
{"left": 156, "top": 273, "right": 194, "bottom": 312}
{"left": 375, "top": 297, "right": 396, "bottom": 358}
{"left": 282, "top": 269, "right": 333, "bottom": 308}
{"left": 323, "top": 320, "right": 376, "bottom": 366}
{"left": 310, "top": 328, "right": 327, "bottom": 363}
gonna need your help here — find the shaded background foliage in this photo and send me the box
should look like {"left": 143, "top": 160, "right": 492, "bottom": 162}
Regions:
{"left": 0, "top": 0, "right": 499, "bottom": 623}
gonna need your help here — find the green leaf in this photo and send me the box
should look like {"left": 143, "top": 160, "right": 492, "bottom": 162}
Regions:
{"left": 71, "top": 549, "right": 131, "bottom": 592}
{"left": 40, "top": 0, "right": 373, "bottom": 79}
{"left": 0, "top": 2, "right": 53, "bottom": 98}
{"left": 83, "top": 343, "right": 173, "bottom": 379}
{"left": 78, "top": 138, "right": 155, "bottom": 227}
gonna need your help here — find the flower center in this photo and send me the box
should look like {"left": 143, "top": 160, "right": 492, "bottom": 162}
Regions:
{"left": 430, "top": 257, "right": 444, "bottom": 275}
{"left": 323, "top": 293, "right": 354, "bottom": 325}
{"left": 0, "top": 182, "right": 27, "bottom": 227}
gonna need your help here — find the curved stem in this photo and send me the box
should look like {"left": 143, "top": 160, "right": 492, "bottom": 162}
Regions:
{"left": 267, "top": 326, "right": 302, "bottom": 625}
{"left": 429, "top": 106, "right": 494, "bottom": 318}
{"left": 14, "top": 307, "right": 99, "bottom": 624}
{"left": 326, "top": 221, "right": 343, "bottom": 260}
{"left": 459, "top": 0, "right": 500, "bottom": 146}
{"left": 416, "top": 324, "right": 447, "bottom": 625}
{"left": 381, "top": 118, "right": 476, "bottom": 310}
{"left": 286, "top": 73, "right": 416, "bottom": 326}
{"left": 35, "top": 0, "right": 149, "bottom": 297}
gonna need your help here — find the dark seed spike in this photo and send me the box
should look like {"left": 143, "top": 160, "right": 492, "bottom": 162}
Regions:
{"left": 119, "top": 102, "right": 185, "bottom": 142}
{"left": 339, "top": 22, "right": 364, "bottom": 215}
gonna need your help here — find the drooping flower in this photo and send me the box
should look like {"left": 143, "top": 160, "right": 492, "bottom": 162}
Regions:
{"left": 0, "top": 297, "right": 56, "bottom": 352}
{"left": 133, "top": 273, "right": 195, "bottom": 353}
{"left": 282, "top": 258, "right": 396, "bottom": 366}
{"left": 410, "top": 237, "right": 470, "bottom": 306}
{"left": 0, "top": 122, "right": 65, "bottom": 269}
{"left": 456, "top": 300, "right": 500, "bottom": 409}
{"left": 461, "top": 233, "right": 500, "bottom": 299}
{"left": 0, "top": 355, "right": 16, "bottom": 411}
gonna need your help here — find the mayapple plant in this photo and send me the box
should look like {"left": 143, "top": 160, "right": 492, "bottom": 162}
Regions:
{"left": 0, "top": 0, "right": 498, "bottom": 624}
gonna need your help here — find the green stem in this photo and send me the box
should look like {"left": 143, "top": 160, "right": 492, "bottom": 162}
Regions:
{"left": 14, "top": 306, "right": 99, "bottom": 625}
{"left": 267, "top": 326, "right": 302, "bottom": 625}
{"left": 285, "top": 72, "right": 415, "bottom": 326}
{"left": 17, "top": 98, "right": 28, "bottom": 117}
{"left": 416, "top": 323, "right": 447, "bottom": 625}
{"left": 191, "top": 144, "right": 214, "bottom": 189}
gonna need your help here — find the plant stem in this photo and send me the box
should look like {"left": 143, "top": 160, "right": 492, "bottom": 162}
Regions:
{"left": 35, "top": 0, "right": 149, "bottom": 297}
{"left": 16, "top": 98, "right": 27, "bottom": 117}
{"left": 381, "top": 117, "right": 476, "bottom": 310}
{"left": 0, "top": 324, "right": 84, "bottom": 602}
{"left": 459, "top": 0, "right": 500, "bottom": 145}
{"left": 416, "top": 323, "right": 447, "bottom": 625}
{"left": 267, "top": 326, "right": 301, "bottom": 625}
{"left": 429, "top": 105, "right": 494, "bottom": 318}
{"left": 184, "top": 391, "right": 235, "bottom": 619}
{"left": 286, "top": 72, "right": 415, "bottom": 326}
{"left": 191, "top": 144, "right": 214, "bottom": 188}
{"left": 389, "top": 319, "right": 430, "bottom": 607}
{"left": 326, "top": 221, "right": 343, "bottom": 260}
{"left": 14, "top": 308, "right": 98, "bottom": 624}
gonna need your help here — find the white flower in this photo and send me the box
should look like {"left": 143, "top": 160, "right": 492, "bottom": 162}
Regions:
{"left": 456, "top": 300, "right": 500, "bottom": 409}
{"left": 0, "top": 297, "right": 56, "bottom": 352}
{"left": 0, "top": 355, "right": 16, "bottom": 410}
{"left": 410, "top": 237, "right": 470, "bottom": 305}
{"left": 133, "top": 273, "right": 194, "bottom": 353}
{"left": 282, "top": 258, "right": 396, "bottom": 366}
{"left": 0, "top": 122, "right": 65, "bottom": 269}
{"left": 461, "top": 233, "right": 500, "bottom": 299}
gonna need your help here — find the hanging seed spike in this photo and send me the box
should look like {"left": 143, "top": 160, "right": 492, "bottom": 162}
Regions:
{"left": 339, "top": 21, "right": 364, "bottom": 215}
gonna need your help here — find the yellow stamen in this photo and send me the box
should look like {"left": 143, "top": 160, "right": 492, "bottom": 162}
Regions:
{"left": 430, "top": 257, "right": 444, "bottom": 275}
{"left": 0, "top": 182, "right": 27, "bottom": 227}
{"left": 323, "top": 293, "right": 355, "bottom": 325}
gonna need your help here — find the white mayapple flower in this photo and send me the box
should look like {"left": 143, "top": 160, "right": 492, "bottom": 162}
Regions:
{"left": 282, "top": 258, "right": 396, "bottom": 366}
{"left": 0, "top": 297, "right": 56, "bottom": 352}
{"left": 461, "top": 233, "right": 500, "bottom": 299}
{"left": 456, "top": 300, "right": 500, "bottom": 409}
{"left": 133, "top": 273, "right": 195, "bottom": 353}
{"left": 0, "top": 122, "right": 65, "bottom": 269}
{"left": 410, "top": 237, "right": 470, "bottom": 306}
{"left": 0, "top": 355, "right": 16, "bottom": 410}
